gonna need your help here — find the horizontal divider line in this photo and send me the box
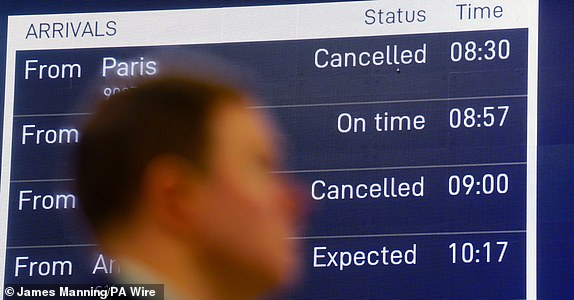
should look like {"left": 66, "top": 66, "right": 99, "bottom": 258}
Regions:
{"left": 6, "top": 230, "right": 526, "bottom": 248}
{"left": 10, "top": 161, "right": 526, "bottom": 183}
{"left": 251, "top": 94, "right": 527, "bottom": 109}
{"left": 10, "top": 162, "right": 526, "bottom": 182}
{"left": 273, "top": 161, "right": 527, "bottom": 174}
{"left": 288, "top": 230, "right": 527, "bottom": 240}
{"left": 6, "top": 243, "right": 97, "bottom": 250}
{"left": 11, "top": 94, "right": 527, "bottom": 117}
{"left": 14, "top": 112, "right": 92, "bottom": 118}
{"left": 10, "top": 178, "right": 76, "bottom": 183}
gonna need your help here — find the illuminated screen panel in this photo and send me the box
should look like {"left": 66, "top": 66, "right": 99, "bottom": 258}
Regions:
{"left": 0, "top": 1, "right": 539, "bottom": 299}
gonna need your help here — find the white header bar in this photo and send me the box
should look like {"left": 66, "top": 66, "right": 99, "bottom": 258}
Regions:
{"left": 7, "top": 0, "right": 531, "bottom": 50}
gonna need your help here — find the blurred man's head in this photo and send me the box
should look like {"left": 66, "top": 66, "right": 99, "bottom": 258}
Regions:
{"left": 76, "top": 76, "right": 300, "bottom": 299}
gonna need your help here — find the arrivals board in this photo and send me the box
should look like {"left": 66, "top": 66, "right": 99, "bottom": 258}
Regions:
{"left": 0, "top": 0, "right": 559, "bottom": 299}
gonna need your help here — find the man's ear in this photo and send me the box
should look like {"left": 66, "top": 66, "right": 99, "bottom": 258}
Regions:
{"left": 139, "top": 154, "right": 203, "bottom": 235}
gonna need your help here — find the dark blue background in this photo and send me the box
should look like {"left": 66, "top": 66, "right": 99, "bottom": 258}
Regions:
{"left": 536, "top": 1, "right": 574, "bottom": 299}
{"left": 289, "top": 233, "right": 526, "bottom": 299}
{"left": 6, "top": 31, "right": 530, "bottom": 298}
{"left": 10, "top": 30, "right": 527, "bottom": 179}
{"left": 0, "top": 0, "right": 572, "bottom": 299}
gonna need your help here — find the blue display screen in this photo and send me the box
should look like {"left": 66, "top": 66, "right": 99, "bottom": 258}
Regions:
{"left": 0, "top": 1, "right": 572, "bottom": 299}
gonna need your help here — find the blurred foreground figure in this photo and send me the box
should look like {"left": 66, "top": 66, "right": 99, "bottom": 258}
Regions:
{"left": 76, "top": 76, "right": 301, "bottom": 300}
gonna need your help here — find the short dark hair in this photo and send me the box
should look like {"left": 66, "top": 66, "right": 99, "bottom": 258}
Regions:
{"left": 76, "top": 76, "right": 245, "bottom": 233}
